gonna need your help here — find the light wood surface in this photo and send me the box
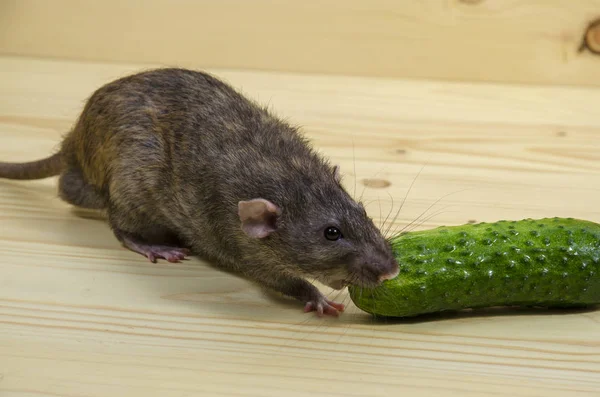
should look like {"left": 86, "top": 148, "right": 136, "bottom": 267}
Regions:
{"left": 1, "top": 56, "right": 600, "bottom": 396}
{"left": 4, "top": 0, "right": 600, "bottom": 87}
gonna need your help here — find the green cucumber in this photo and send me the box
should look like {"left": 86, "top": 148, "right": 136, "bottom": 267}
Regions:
{"left": 349, "top": 217, "right": 600, "bottom": 317}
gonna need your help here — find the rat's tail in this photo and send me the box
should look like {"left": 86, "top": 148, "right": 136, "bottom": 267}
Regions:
{"left": 0, "top": 151, "right": 64, "bottom": 180}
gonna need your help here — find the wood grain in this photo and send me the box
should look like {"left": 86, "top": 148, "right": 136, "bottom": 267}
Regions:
{"left": 3, "top": 0, "right": 600, "bottom": 87}
{"left": 1, "top": 56, "right": 600, "bottom": 396}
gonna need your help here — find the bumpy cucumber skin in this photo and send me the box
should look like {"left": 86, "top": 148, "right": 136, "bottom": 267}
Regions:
{"left": 348, "top": 218, "right": 600, "bottom": 317}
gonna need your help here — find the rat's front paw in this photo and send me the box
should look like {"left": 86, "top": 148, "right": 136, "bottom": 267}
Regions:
{"left": 303, "top": 296, "right": 345, "bottom": 317}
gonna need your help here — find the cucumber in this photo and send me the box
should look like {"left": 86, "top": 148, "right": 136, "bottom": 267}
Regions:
{"left": 348, "top": 217, "right": 600, "bottom": 318}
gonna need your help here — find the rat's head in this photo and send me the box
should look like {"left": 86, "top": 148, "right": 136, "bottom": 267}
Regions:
{"left": 237, "top": 165, "right": 399, "bottom": 289}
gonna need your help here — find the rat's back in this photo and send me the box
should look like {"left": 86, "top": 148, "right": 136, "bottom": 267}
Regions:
{"left": 63, "top": 68, "right": 264, "bottom": 183}
{"left": 61, "top": 67, "right": 326, "bottom": 246}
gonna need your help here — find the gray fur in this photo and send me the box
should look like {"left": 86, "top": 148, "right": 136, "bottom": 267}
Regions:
{"left": 0, "top": 68, "right": 399, "bottom": 316}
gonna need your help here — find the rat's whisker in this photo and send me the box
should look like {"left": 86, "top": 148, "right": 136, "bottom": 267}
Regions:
{"left": 352, "top": 140, "right": 357, "bottom": 199}
{"left": 380, "top": 191, "right": 395, "bottom": 232}
{"left": 357, "top": 165, "right": 385, "bottom": 203}
{"left": 378, "top": 195, "right": 384, "bottom": 230}
{"left": 394, "top": 205, "right": 453, "bottom": 236}
{"left": 383, "top": 165, "right": 426, "bottom": 238}
{"left": 391, "top": 188, "right": 470, "bottom": 237}
{"left": 401, "top": 207, "right": 457, "bottom": 236}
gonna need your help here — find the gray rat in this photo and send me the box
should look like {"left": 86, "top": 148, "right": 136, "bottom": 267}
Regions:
{"left": 0, "top": 68, "right": 399, "bottom": 316}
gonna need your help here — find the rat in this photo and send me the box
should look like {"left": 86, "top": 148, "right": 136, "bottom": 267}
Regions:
{"left": 0, "top": 68, "right": 399, "bottom": 316}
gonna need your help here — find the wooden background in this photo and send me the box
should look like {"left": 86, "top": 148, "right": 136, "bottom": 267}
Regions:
{"left": 1, "top": 1, "right": 600, "bottom": 396}
{"left": 3, "top": 0, "right": 600, "bottom": 86}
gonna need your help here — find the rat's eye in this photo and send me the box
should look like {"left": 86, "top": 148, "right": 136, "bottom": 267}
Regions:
{"left": 324, "top": 226, "right": 343, "bottom": 241}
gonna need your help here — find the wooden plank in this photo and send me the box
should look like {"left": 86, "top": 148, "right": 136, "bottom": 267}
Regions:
{"left": 1, "top": 56, "right": 600, "bottom": 396}
{"left": 3, "top": 0, "right": 600, "bottom": 86}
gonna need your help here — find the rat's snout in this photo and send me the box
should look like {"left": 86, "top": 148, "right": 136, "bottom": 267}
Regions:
{"left": 378, "top": 263, "right": 400, "bottom": 282}
{"left": 352, "top": 254, "right": 400, "bottom": 287}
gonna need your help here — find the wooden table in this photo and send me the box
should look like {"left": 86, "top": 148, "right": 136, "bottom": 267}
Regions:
{"left": 1, "top": 56, "right": 599, "bottom": 396}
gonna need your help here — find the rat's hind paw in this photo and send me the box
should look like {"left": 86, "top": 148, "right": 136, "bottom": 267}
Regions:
{"left": 303, "top": 297, "right": 345, "bottom": 317}
{"left": 121, "top": 237, "right": 190, "bottom": 263}
{"left": 142, "top": 246, "right": 190, "bottom": 263}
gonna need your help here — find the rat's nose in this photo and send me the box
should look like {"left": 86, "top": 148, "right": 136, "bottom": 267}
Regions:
{"left": 355, "top": 252, "right": 399, "bottom": 286}
{"left": 378, "top": 266, "right": 399, "bottom": 282}
{"left": 377, "top": 256, "right": 400, "bottom": 282}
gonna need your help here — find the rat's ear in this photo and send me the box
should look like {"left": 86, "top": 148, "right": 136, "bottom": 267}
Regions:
{"left": 238, "top": 198, "right": 281, "bottom": 239}
{"left": 332, "top": 165, "right": 341, "bottom": 183}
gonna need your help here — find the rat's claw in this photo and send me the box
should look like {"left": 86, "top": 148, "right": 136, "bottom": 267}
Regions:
{"left": 121, "top": 236, "right": 191, "bottom": 263}
{"left": 327, "top": 300, "right": 346, "bottom": 312}
{"left": 163, "top": 250, "right": 187, "bottom": 262}
{"left": 147, "top": 247, "right": 190, "bottom": 263}
{"left": 303, "top": 297, "right": 345, "bottom": 317}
